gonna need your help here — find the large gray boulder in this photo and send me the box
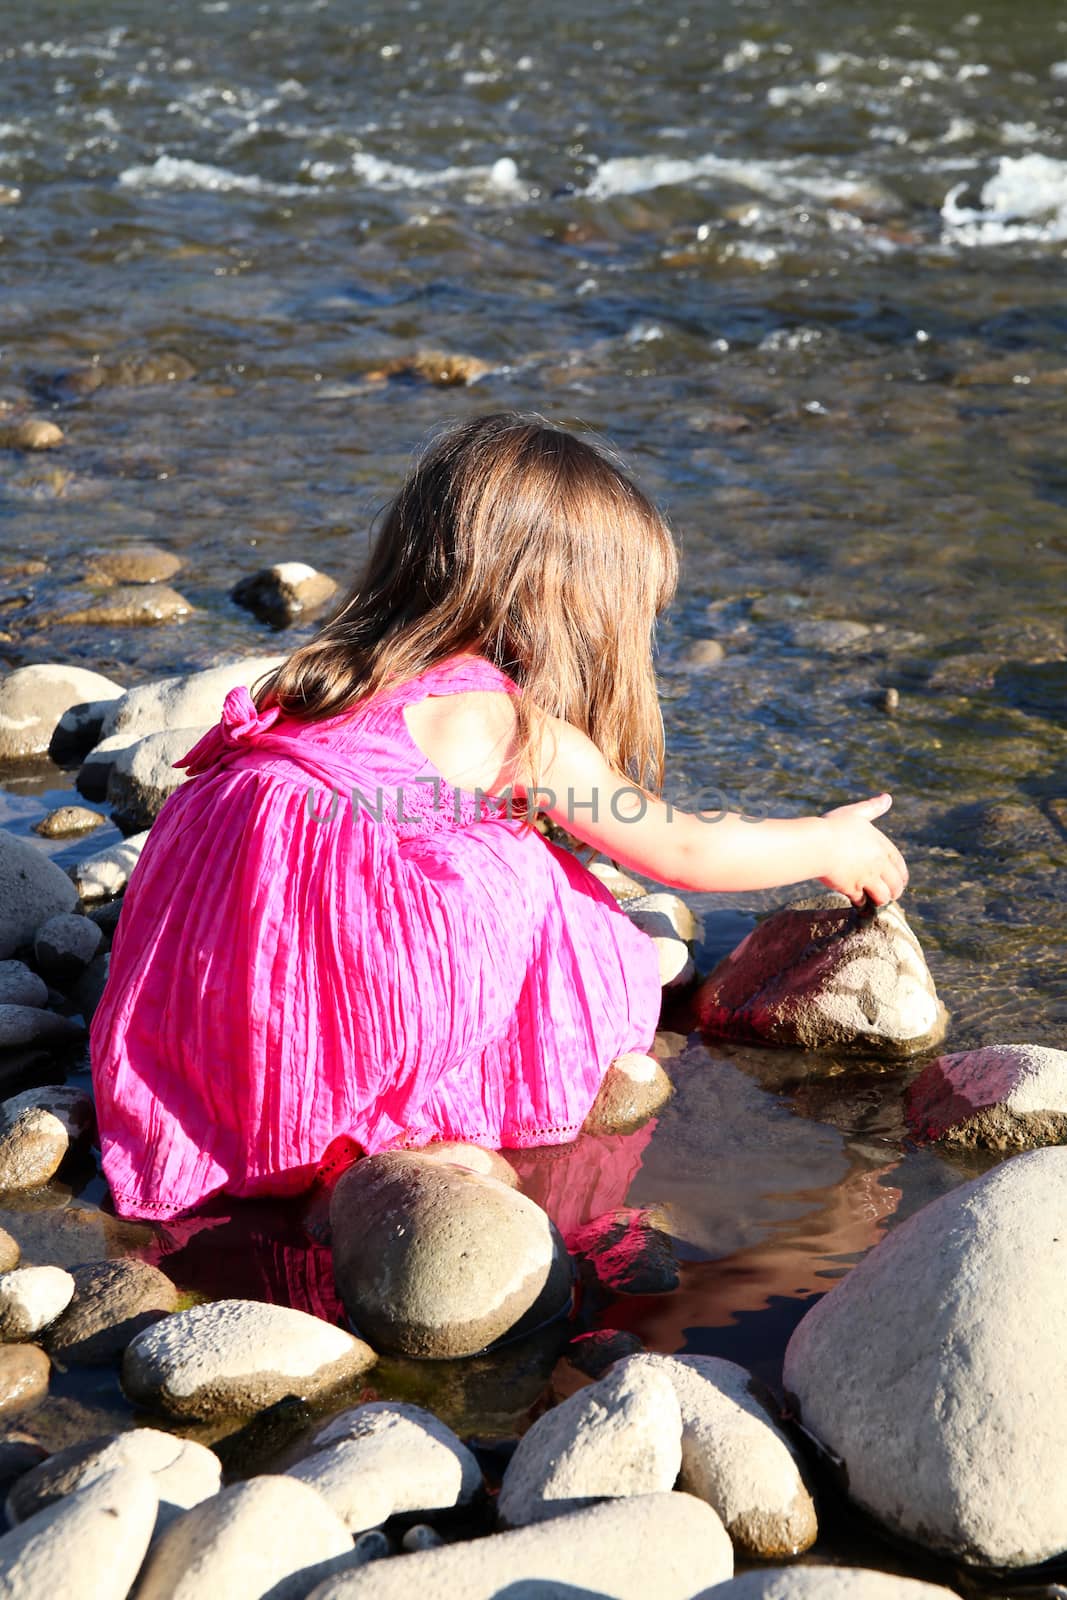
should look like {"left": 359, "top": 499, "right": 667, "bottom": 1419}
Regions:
{"left": 330, "top": 1153, "right": 573, "bottom": 1359}
{"left": 697, "top": 893, "right": 946, "bottom": 1054}
{"left": 0, "top": 1465, "right": 157, "bottom": 1598}
{"left": 496, "top": 1361, "right": 682, "bottom": 1528}
{"left": 783, "top": 1147, "right": 1067, "bottom": 1567}
{"left": 106, "top": 725, "right": 212, "bottom": 830}
{"left": 99, "top": 655, "right": 286, "bottom": 740}
{"left": 905, "top": 1044, "right": 1067, "bottom": 1149}
{"left": 0, "top": 665, "right": 123, "bottom": 763}
{"left": 0, "top": 831, "right": 79, "bottom": 959}
{"left": 306, "top": 1492, "right": 733, "bottom": 1600}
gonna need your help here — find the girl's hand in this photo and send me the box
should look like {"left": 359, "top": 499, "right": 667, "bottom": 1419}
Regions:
{"left": 818, "top": 793, "right": 908, "bottom": 909}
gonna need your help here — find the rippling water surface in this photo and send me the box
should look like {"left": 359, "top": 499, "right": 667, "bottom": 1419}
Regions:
{"left": 1, "top": 1, "right": 1066, "bottom": 1585}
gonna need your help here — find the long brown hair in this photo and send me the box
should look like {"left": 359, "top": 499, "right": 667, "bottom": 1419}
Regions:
{"left": 252, "top": 412, "right": 678, "bottom": 808}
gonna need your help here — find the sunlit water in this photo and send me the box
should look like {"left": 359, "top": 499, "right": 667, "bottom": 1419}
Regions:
{"left": 1, "top": 1, "right": 1066, "bottom": 1587}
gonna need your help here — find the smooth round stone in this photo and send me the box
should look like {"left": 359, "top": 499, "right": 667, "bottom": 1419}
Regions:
{"left": 99, "top": 655, "right": 287, "bottom": 742}
{"left": 122, "top": 1298, "right": 376, "bottom": 1422}
{"left": 69, "top": 830, "right": 149, "bottom": 901}
{"left": 0, "top": 1268, "right": 75, "bottom": 1341}
{"left": 0, "top": 1087, "right": 95, "bottom": 1191}
{"left": 330, "top": 1152, "right": 573, "bottom": 1359}
{"left": 82, "top": 543, "right": 183, "bottom": 585}
{"left": 681, "top": 638, "right": 726, "bottom": 668}
{"left": 3, "top": 419, "right": 63, "bottom": 451}
{"left": 0, "top": 830, "right": 79, "bottom": 961}
{"left": 0, "top": 1006, "right": 86, "bottom": 1051}
{"left": 0, "top": 1229, "right": 19, "bottom": 1273}
{"left": 404, "top": 1143, "right": 518, "bottom": 1188}
{"left": 0, "top": 665, "right": 123, "bottom": 763}
{"left": 6, "top": 1427, "right": 220, "bottom": 1532}
{"left": 0, "top": 1346, "right": 50, "bottom": 1416}
{"left": 106, "top": 725, "right": 213, "bottom": 830}
{"left": 32, "top": 806, "right": 107, "bottom": 840}
{"left": 75, "top": 732, "right": 140, "bottom": 801}
{"left": 45, "top": 1259, "right": 178, "bottom": 1364}
{"left": 53, "top": 583, "right": 193, "bottom": 627}
{"left": 624, "top": 893, "right": 701, "bottom": 988}
{"left": 497, "top": 1362, "right": 682, "bottom": 1529}
{"left": 586, "top": 861, "right": 646, "bottom": 900}
{"left": 231, "top": 563, "right": 338, "bottom": 628}
{"left": 33, "top": 914, "right": 102, "bottom": 987}
{"left": 0, "top": 964, "right": 47, "bottom": 1010}
{"left": 135, "top": 1476, "right": 353, "bottom": 1600}
{"left": 582, "top": 1053, "right": 673, "bottom": 1135}
{"left": 905, "top": 1044, "right": 1067, "bottom": 1150}
{"left": 71, "top": 952, "right": 109, "bottom": 1023}
{"left": 698, "top": 1570, "right": 959, "bottom": 1598}
{"left": 0, "top": 1466, "right": 157, "bottom": 1597}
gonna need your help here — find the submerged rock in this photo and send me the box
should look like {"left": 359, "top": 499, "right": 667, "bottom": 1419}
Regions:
{"left": 0, "top": 1465, "right": 157, "bottom": 1597}
{"left": 496, "top": 1361, "right": 682, "bottom": 1528}
{"left": 6, "top": 1427, "right": 220, "bottom": 1532}
{"left": 696, "top": 893, "right": 946, "bottom": 1055}
{"left": 0, "top": 1267, "right": 75, "bottom": 1341}
{"left": 0, "top": 830, "right": 79, "bottom": 959}
{"left": 33, "top": 806, "right": 107, "bottom": 840}
{"left": 123, "top": 1298, "right": 376, "bottom": 1421}
{"left": 106, "top": 725, "right": 212, "bottom": 830}
{"left": 365, "top": 350, "right": 492, "bottom": 386}
{"left": 784, "top": 1147, "right": 1067, "bottom": 1568}
{"left": 905, "top": 1044, "right": 1067, "bottom": 1150}
{"left": 0, "top": 665, "right": 124, "bottom": 763}
{"left": 0, "top": 1345, "right": 50, "bottom": 1416}
{"left": 99, "top": 655, "right": 286, "bottom": 742}
{"left": 582, "top": 1051, "right": 673, "bottom": 1135}
{"left": 51, "top": 583, "right": 193, "bottom": 627}
{"left": 560, "top": 1328, "right": 645, "bottom": 1379}
{"left": 330, "top": 1152, "right": 572, "bottom": 1359}
{"left": 232, "top": 562, "right": 338, "bottom": 628}
{"left": 45, "top": 1258, "right": 178, "bottom": 1364}
{"left": 1, "top": 418, "right": 64, "bottom": 451}
{"left": 611, "top": 1353, "right": 816, "bottom": 1559}
{"left": 567, "top": 1206, "right": 680, "bottom": 1295}
{"left": 81, "top": 542, "right": 183, "bottom": 585}
{"left": 306, "top": 1492, "right": 732, "bottom": 1600}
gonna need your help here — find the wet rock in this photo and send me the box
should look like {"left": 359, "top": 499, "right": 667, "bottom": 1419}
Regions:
{"left": 567, "top": 1207, "right": 680, "bottom": 1295}
{"left": 0, "top": 1465, "right": 157, "bottom": 1597}
{"left": 624, "top": 892, "right": 701, "bottom": 988}
{"left": 876, "top": 686, "right": 900, "bottom": 715}
{"left": 51, "top": 583, "right": 193, "bottom": 627}
{"left": 286, "top": 1400, "right": 483, "bottom": 1533}
{"left": 6, "top": 1427, "right": 221, "bottom": 1533}
{"left": 69, "top": 830, "right": 149, "bottom": 901}
{"left": 74, "top": 731, "right": 140, "bottom": 799}
{"left": 86, "top": 900, "right": 124, "bottom": 940}
{"left": 100, "top": 655, "right": 287, "bottom": 742}
{"left": 784, "top": 1147, "right": 1067, "bottom": 1567}
{"left": 613, "top": 1354, "right": 816, "bottom": 1559}
{"left": 0, "top": 1087, "right": 95, "bottom": 1191}
{"left": 587, "top": 860, "right": 646, "bottom": 900}
{"left": 32, "top": 805, "right": 107, "bottom": 840}
{"left": 81, "top": 543, "right": 183, "bottom": 585}
{"left": 33, "top": 913, "right": 102, "bottom": 986}
{"left": 71, "top": 952, "right": 109, "bottom": 1023}
{"left": 0, "top": 965, "right": 47, "bottom": 1010}
{"left": 232, "top": 563, "right": 338, "bottom": 628}
{"left": 0, "top": 665, "right": 124, "bottom": 763}
{"left": 696, "top": 893, "right": 946, "bottom": 1055}
{"left": 0, "top": 829, "right": 79, "bottom": 958}
{"left": 403, "top": 1142, "right": 518, "bottom": 1187}
{"left": 330, "top": 1152, "right": 572, "bottom": 1360}
{"left": 366, "top": 350, "right": 492, "bottom": 386}
{"left": 681, "top": 639, "right": 727, "bottom": 668}
{"left": 401, "top": 1524, "right": 443, "bottom": 1552}
{"left": 0, "top": 1229, "right": 19, "bottom": 1272}
{"left": 906, "top": 1044, "right": 1067, "bottom": 1151}
{"left": 106, "top": 725, "right": 212, "bottom": 830}
{"left": 0, "top": 1006, "right": 85, "bottom": 1052}
{"left": 561, "top": 1328, "right": 645, "bottom": 1380}
{"left": 0, "top": 419, "right": 63, "bottom": 452}
{"left": 700, "top": 1569, "right": 958, "bottom": 1598}
{"left": 0, "top": 1267, "right": 75, "bottom": 1341}
{"left": 0, "top": 1346, "right": 50, "bottom": 1416}
{"left": 122, "top": 1297, "right": 376, "bottom": 1422}
{"left": 45, "top": 351, "right": 196, "bottom": 400}
{"left": 308, "top": 1492, "right": 731, "bottom": 1600}
{"left": 136, "top": 1475, "right": 352, "bottom": 1600}
{"left": 0, "top": 1435, "right": 47, "bottom": 1498}
{"left": 45, "top": 1259, "right": 178, "bottom": 1364}
{"left": 582, "top": 1052, "right": 673, "bottom": 1135}
{"left": 785, "top": 619, "right": 872, "bottom": 653}
{"left": 496, "top": 1361, "right": 682, "bottom": 1528}
{"left": 348, "top": 1530, "right": 392, "bottom": 1567}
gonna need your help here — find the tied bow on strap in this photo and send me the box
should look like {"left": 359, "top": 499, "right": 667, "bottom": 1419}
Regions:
{"left": 171, "top": 685, "right": 283, "bottom": 776}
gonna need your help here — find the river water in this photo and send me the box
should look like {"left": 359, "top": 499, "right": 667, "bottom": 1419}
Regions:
{"left": 1, "top": 0, "right": 1066, "bottom": 1588}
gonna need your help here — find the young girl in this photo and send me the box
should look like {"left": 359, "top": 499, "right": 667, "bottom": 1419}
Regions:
{"left": 89, "top": 412, "right": 907, "bottom": 1222}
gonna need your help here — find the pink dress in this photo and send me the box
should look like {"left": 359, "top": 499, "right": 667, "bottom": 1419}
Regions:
{"left": 89, "top": 653, "right": 663, "bottom": 1220}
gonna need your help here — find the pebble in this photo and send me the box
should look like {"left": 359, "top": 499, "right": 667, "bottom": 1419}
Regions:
{"left": 0, "top": 829, "right": 79, "bottom": 959}
{"left": 32, "top": 806, "right": 107, "bottom": 840}
{"left": 0, "top": 1005, "right": 85, "bottom": 1051}
{"left": 306, "top": 1492, "right": 733, "bottom": 1600}
{"left": 81, "top": 542, "right": 183, "bottom": 585}
{"left": 69, "top": 830, "right": 150, "bottom": 901}
{"left": 496, "top": 1361, "right": 682, "bottom": 1528}
{"left": 0, "top": 1346, "right": 50, "bottom": 1417}
{"left": 330, "top": 1152, "right": 573, "bottom": 1359}
{"left": 0, "top": 1465, "right": 157, "bottom": 1598}
{"left": 53, "top": 583, "right": 193, "bottom": 627}
{"left": 401, "top": 1525, "right": 443, "bottom": 1553}
{"left": 45, "top": 1258, "right": 178, "bottom": 1364}
{"left": 99, "top": 655, "right": 287, "bottom": 742}
{"left": 0, "top": 1267, "right": 75, "bottom": 1341}
{"left": 905, "top": 1043, "right": 1067, "bottom": 1151}
{"left": 697, "top": 892, "right": 947, "bottom": 1055}
{"left": 567, "top": 1207, "right": 680, "bottom": 1295}
{"left": 1, "top": 419, "right": 63, "bottom": 452}
{"left": 876, "top": 686, "right": 900, "bottom": 715}
{"left": 6, "top": 1428, "right": 221, "bottom": 1534}
{"left": 0, "top": 964, "right": 47, "bottom": 1009}
{"left": 700, "top": 1569, "right": 959, "bottom": 1598}
{"left": 784, "top": 1146, "right": 1067, "bottom": 1567}
{"left": 582, "top": 1053, "right": 674, "bottom": 1135}
{"left": 136, "top": 1475, "right": 353, "bottom": 1600}
{"left": 122, "top": 1297, "right": 376, "bottom": 1421}
{"left": 231, "top": 562, "right": 338, "bottom": 628}
{"left": 107, "top": 725, "right": 212, "bottom": 830}
{"left": 33, "top": 913, "right": 103, "bottom": 986}
{"left": 0, "top": 665, "right": 124, "bottom": 763}
{"left": 0, "top": 1086, "right": 95, "bottom": 1191}
{"left": 286, "top": 1401, "right": 483, "bottom": 1533}
{"left": 612, "top": 1353, "right": 817, "bottom": 1558}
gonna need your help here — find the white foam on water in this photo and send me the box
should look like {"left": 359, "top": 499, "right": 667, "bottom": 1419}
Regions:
{"left": 583, "top": 151, "right": 886, "bottom": 210}
{"left": 942, "top": 153, "right": 1067, "bottom": 246}
{"left": 117, "top": 155, "right": 306, "bottom": 196}
{"left": 349, "top": 151, "right": 524, "bottom": 196}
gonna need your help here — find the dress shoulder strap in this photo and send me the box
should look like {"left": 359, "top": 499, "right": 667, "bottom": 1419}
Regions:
{"left": 380, "top": 653, "right": 521, "bottom": 705}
